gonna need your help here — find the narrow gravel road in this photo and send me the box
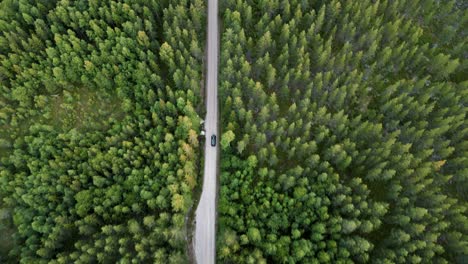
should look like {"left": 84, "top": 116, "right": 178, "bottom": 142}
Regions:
{"left": 194, "top": 0, "right": 218, "bottom": 263}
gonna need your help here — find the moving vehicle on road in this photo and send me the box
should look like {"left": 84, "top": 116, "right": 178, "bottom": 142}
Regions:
{"left": 211, "top": 135, "right": 216, "bottom": 146}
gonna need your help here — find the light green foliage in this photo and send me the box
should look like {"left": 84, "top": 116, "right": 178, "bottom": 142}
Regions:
{"left": 218, "top": 0, "right": 467, "bottom": 263}
{"left": 0, "top": 0, "right": 205, "bottom": 262}
{"left": 220, "top": 130, "right": 236, "bottom": 150}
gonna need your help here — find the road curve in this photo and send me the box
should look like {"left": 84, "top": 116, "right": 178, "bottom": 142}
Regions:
{"left": 194, "top": 0, "right": 218, "bottom": 263}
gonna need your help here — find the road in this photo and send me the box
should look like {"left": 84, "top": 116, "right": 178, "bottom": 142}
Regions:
{"left": 194, "top": 0, "right": 218, "bottom": 263}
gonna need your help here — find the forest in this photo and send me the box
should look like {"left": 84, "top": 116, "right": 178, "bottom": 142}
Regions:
{"left": 0, "top": 0, "right": 467, "bottom": 263}
{"left": 217, "top": 0, "right": 467, "bottom": 263}
{"left": 0, "top": 0, "right": 205, "bottom": 262}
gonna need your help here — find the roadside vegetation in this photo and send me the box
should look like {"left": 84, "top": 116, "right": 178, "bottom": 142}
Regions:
{"left": 0, "top": 0, "right": 205, "bottom": 262}
{"left": 217, "top": 0, "right": 467, "bottom": 263}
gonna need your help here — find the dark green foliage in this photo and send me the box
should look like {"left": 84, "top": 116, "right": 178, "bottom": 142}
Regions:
{"left": 218, "top": 0, "right": 467, "bottom": 263}
{"left": 0, "top": 0, "right": 205, "bottom": 262}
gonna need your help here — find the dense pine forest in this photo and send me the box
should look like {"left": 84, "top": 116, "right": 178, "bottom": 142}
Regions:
{"left": 0, "top": 0, "right": 467, "bottom": 263}
{"left": 217, "top": 0, "right": 467, "bottom": 263}
{"left": 0, "top": 0, "right": 205, "bottom": 262}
